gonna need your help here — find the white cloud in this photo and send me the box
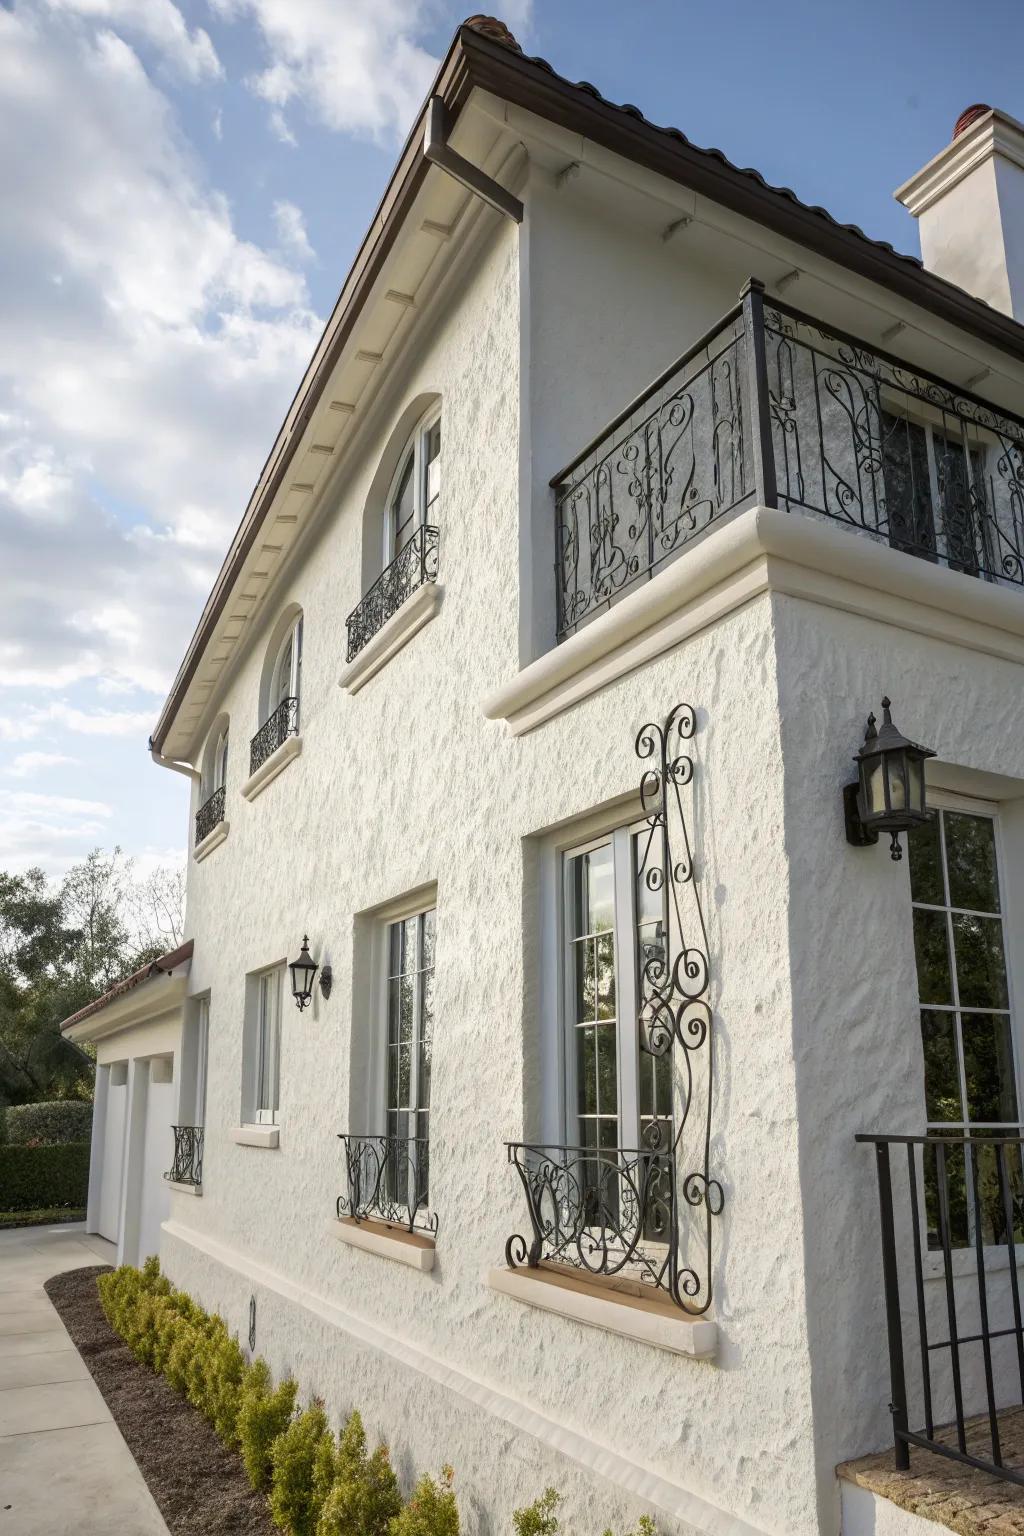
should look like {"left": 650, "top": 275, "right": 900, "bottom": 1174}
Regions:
{"left": 6, "top": 750, "right": 78, "bottom": 776}
{"left": 273, "top": 199, "right": 314, "bottom": 261}
{"left": 3, "top": 790, "right": 112, "bottom": 817}
{"left": 0, "top": 702, "right": 161, "bottom": 742}
{"left": 44, "top": 0, "right": 223, "bottom": 80}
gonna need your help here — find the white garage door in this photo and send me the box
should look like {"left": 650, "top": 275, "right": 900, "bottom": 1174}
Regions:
{"left": 98, "top": 1069, "right": 127, "bottom": 1243}
{"left": 138, "top": 1061, "right": 175, "bottom": 1264}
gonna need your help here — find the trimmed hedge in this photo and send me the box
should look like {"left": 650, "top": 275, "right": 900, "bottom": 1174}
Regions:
{"left": 1, "top": 1142, "right": 90, "bottom": 1210}
{"left": 5, "top": 1101, "right": 94, "bottom": 1147}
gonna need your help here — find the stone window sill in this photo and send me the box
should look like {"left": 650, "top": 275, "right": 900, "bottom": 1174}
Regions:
{"left": 338, "top": 582, "right": 443, "bottom": 695}
{"left": 193, "top": 821, "right": 229, "bottom": 863}
{"left": 165, "top": 1179, "right": 203, "bottom": 1196}
{"left": 486, "top": 1264, "right": 717, "bottom": 1358}
{"left": 326, "top": 1216, "right": 435, "bottom": 1271}
{"left": 230, "top": 1125, "right": 280, "bottom": 1149}
{"left": 241, "top": 735, "right": 302, "bottom": 802}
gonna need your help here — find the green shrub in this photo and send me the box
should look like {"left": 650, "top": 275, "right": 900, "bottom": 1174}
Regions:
{"left": 316, "top": 1410, "right": 401, "bottom": 1536}
{"left": 5, "top": 1101, "right": 93, "bottom": 1146}
{"left": 238, "top": 1357, "right": 298, "bottom": 1492}
{"left": 0, "top": 1142, "right": 89, "bottom": 1210}
{"left": 389, "top": 1467, "right": 459, "bottom": 1536}
{"left": 513, "top": 1490, "right": 562, "bottom": 1536}
{"left": 269, "top": 1401, "right": 332, "bottom": 1535}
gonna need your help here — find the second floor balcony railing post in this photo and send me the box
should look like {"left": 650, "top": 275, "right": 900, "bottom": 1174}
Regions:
{"left": 739, "top": 276, "right": 778, "bottom": 510}
{"left": 871, "top": 1138, "right": 911, "bottom": 1470}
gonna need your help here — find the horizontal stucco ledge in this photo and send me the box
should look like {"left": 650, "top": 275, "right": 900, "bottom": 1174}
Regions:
{"left": 241, "top": 734, "right": 302, "bottom": 801}
{"left": 486, "top": 1266, "right": 718, "bottom": 1358}
{"left": 482, "top": 506, "right": 1024, "bottom": 735}
{"left": 338, "top": 581, "right": 443, "bottom": 694}
{"left": 193, "top": 820, "right": 229, "bottom": 863}
{"left": 326, "top": 1217, "right": 435, "bottom": 1270}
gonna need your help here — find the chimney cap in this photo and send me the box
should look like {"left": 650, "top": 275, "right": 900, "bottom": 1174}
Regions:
{"left": 463, "top": 16, "right": 521, "bottom": 50}
{"left": 953, "top": 104, "right": 992, "bottom": 139}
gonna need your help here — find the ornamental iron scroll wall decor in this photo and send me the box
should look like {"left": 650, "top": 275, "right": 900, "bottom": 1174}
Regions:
{"left": 505, "top": 702, "right": 722, "bottom": 1315}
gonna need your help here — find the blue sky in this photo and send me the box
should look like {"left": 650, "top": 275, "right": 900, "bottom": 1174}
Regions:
{"left": 0, "top": 0, "right": 1021, "bottom": 879}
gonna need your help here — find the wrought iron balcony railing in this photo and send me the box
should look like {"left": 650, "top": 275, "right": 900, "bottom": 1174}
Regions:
{"left": 336, "top": 1132, "right": 436, "bottom": 1236}
{"left": 165, "top": 1124, "right": 204, "bottom": 1187}
{"left": 345, "top": 525, "right": 440, "bottom": 663}
{"left": 554, "top": 279, "right": 1024, "bottom": 639}
{"left": 858, "top": 1132, "right": 1024, "bottom": 1487}
{"left": 194, "top": 784, "right": 226, "bottom": 845}
{"left": 249, "top": 696, "right": 299, "bottom": 776}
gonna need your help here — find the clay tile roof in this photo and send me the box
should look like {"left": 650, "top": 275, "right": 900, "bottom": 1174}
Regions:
{"left": 59, "top": 938, "right": 194, "bottom": 1033}
{"left": 463, "top": 15, "right": 521, "bottom": 50}
{"left": 954, "top": 103, "right": 992, "bottom": 138}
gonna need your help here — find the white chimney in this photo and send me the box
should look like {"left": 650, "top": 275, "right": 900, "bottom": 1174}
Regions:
{"left": 895, "top": 105, "right": 1024, "bottom": 322}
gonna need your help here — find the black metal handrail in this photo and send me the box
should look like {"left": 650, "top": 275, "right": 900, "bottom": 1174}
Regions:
{"left": 554, "top": 279, "right": 1024, "bottom": 639}
{"left": 345, "top": 525, "right": 440, "bottom": 663}
{"left": 165, "top": 1125, "right": 204, "bottom": 1187}
{"left": 249, "top": 696, "right": 299, "bottom": 776}
{"left": 336, "top": 1132, "right": 436, "bottom": 1236}
{"left": 858, "top": 1131, "right": 1024, "bottom": 1486}
{"left": 194, "top": 784, "right": 226, "bottom": 845}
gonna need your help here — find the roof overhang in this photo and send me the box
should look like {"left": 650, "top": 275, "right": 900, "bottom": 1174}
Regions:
{"left": 61, "top": 940, "right": 193, "bottom": 1044}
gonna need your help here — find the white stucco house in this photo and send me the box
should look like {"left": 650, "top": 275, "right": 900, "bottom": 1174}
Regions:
{"left": 62, "top": 18, "right": 1024, "bottom": 1536}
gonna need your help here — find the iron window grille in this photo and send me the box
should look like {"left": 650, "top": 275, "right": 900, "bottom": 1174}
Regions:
{"left": 194, "top": 784, "right": 226, "bottom": 845}
{"left": 345, "top": 525, "right": 439, "bottom": 663}
{"left": 165, "top": 1124, "right": 204, "bottom": 1187}
{"left": 337, "top": 1132, "right": 437, "bottom": 1236}
{"left": 249, "top": 695, "right": 299, "bottom": 777}
{"left": 553, "top": 280, "right": 1024, "bottom": 640}
{"left": 505, "top": 702, "right": 722, "bottom": 1314}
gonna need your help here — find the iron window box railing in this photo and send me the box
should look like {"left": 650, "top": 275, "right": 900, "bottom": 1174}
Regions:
{"left": 249, "top": 695, "right": 299, "bottom": 777}
{"left": 553, "top": 280, "right": 1024, "bottom": 640}
{"left": 859, "top": 1131, "right": 1024, "bottom": 1487}
{"left": 165, "top": 1124, "right": 204, "bottom": 1187}
{"left": 194, "top": 784, "right": 226, "bottom": 846}
{"left": 345, "top": 525, "right": 440, "bottom": 663}
{"left": 336, "top": 1131, "right": 436, "bottom": 1237}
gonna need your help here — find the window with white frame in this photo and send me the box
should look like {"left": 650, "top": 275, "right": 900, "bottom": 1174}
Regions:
{"left": 252, "top": 966, "right": 283, "bottom": 1125}
{"left": 562, "top": 825, "right": 672, "bottom": 1155}
{"left": 384, "top": 411, "right": 440, "bottom": 568}
{"left": 211, "top": 728, "right": 228, "bottom": 793}
{"left": 194, "top": 996, "right": 209, "bottom": 1127}
{"left": 382, "top": 907, "right": 435, "bottom": 1204}
{"left": 881, "top": 410, "right": 987, "bottom": 575}
{"left": 908, "top": 797, "right": 1021, "bottom": 1246}
{"left": 271, "top": 617, "right": 302, "bottom": 717}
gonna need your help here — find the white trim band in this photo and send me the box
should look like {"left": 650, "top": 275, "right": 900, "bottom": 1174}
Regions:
{"left": 193, "top": 821, "right": 229, "bottom": 862}
{"left": 339, "top": 581, "right": 443, "bottom": 694}
{"left": 230, "top": 1125, "right": 280, "bottom": 1149}
{"left": 326, "top": 1217, "right": 435, "bottom": 1271}
{"left": 241, "top": 735, "right": 302, "bottom": 801}
{"left": 486, "top": 1266, "right": 717, "bottom": 1358}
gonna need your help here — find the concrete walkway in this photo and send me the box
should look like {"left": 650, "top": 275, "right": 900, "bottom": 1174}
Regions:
{"left": 0, "top": 1223, "right": 169, "bottom": 1536}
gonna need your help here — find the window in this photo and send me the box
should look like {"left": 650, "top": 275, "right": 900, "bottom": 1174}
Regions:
{"left": 253, "top": 967, "right": 283, "bottom": 1125}
{"left": 908, "top": 800, "right": 1021, "bottom": 1246}
{"left": 881, "top": 411, "right": 987, "bottom": 576}
{"left": 562, "top": 825, "right": 672, "bottom": 1153}
{"left": 383, "top": 908, "right": 435, "bottom": 1202}
{"left": 384, "top": 412, "right": 440, "bottom": 567}
{"left": 271, "top": 617, "right": 302, "bottom": 716}
{"left": 212, "top": 729, "right": 228, "bottom": 792}
{"left": 195, "top": 997, "right": 209, "bottom": 1127}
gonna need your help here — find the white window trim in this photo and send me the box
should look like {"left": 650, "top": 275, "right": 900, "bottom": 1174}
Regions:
{"left": 365, "top": 886, "right": 438, "bottom": 1139}
{"left": 382, "top": 406, "right": 441, "bottom": 570}
{"left": 248, "top": 966, "right": 283, "bottom": 1127}
{"left": 270, "top": 616, "right": 303, "bottom": 718}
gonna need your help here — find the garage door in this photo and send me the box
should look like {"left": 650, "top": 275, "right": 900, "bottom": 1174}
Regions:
{"left": 98, "top": 1066, "right": 127, "bottom": 1242}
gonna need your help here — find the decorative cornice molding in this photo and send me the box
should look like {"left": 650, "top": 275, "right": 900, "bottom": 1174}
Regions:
{"left": 895, "top": 109, "right": 1024, "bottom": 217}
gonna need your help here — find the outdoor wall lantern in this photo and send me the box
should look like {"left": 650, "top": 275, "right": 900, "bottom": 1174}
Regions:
{"left": 844, "top": 697, "right": 935, "bottom": 862}
{"left": 288, "top": 936, "right": 319, "bottom": 1011}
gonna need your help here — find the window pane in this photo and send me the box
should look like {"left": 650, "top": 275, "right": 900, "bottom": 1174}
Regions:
{"left": 953, "top": 914, "right": 1009, "bottom": 1009}
{"left": 595, "top": 932, "right": 616, "bottom": 1021}
{"left": 945, "top": 813, "right": 1000, "bottom": 913}
{"left": 422, "top": 908, "right": 436, "bottom": 970}
{"left": 924, "top": 1139, "right": 969, "bottom": 1251}
{"left": 388, "top": 922, "right": 402, "bottom": 977}
{"left": 424, "top": 421, "right": 440, "bottom": 514}
{"left": 391, "top": 453, "right": 416, "bottom": 552}
{"left": 387, "top": 978, "right": 401, "bottom": 1047}
{"left": 920, "top": 1009, "right": 962, "bottom": 1123}
{"left": 576, "top": 1025, "right": 596, "bottom": 1116}
{"left": 908, "top": 816, "right": 943, "bottom": 906}
{"left": 962, "top": 1013, "right": 1018, "bottom": 1123}
{"left": 572, "top": 845, "right": 614, "bottom": 935}
{"left": 397, "top": 1037, "right": 411, "bottom": 1107}
{"left": 913, "top": 909, "right": 953, "bottom": 1005}
{"left": 401, "top": 917, "right": 417, "bottom": 974}
{"left": 595, "top": 1022, "right": 617, "bottom": 1116}
{"left": 573, "top": 939, "right": 596, "bottom": 1022}
{"left": 881, "top": 412, "right": 935, "bottom": 559}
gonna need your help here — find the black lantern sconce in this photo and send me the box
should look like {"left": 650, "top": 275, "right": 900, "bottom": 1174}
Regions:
{"left": 288, "top": 936, "right": 332, "bottom": 1010}
{"left": 844, "top": 697, "right": 936, "bottom": 862}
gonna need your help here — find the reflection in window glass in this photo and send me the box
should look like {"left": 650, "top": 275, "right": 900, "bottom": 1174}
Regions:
{"left": 384, "top": 908, "right": 435, "bottom": 1205}
{"left": 568, "top": 844, "right": 618, "bottom": 1154}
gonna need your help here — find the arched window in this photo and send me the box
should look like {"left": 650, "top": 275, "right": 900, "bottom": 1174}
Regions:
{"left": 196, "top": 716, "right": 229, "bottom": 845}
{"left": 210, "top": 724, "right": 229, "bottom": 793}
{"left": 383, "top": 408, "right": 441, "bottom": 568}
{"left": 270, "top": 616, "right": 302, "bottom": 716}
{"left": 250, "top": 610, "right": 303, "bottom": 778}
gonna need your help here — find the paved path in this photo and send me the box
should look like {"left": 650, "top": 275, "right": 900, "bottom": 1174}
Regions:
{"left": 0, "top": 1223, "right": 170, "bottom": 1536}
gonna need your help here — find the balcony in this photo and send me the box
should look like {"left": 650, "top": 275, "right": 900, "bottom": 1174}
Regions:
{"left": 336, "top": 1131, "right": 436, "bottom": 1237}
{"left": 554, "top": 281, "right": 1024, "bottom": 641}
{"left": 345, "top": 525, "right": 439, "bottom": 664}
{"left": 194, "top": 784, "right": 225, "bottom": 846}
{"left": 164, "top": 1124, "right": 203, "bottom": 1188}
{"left": 249, "top": 695, "right": 299, "bottom": 777}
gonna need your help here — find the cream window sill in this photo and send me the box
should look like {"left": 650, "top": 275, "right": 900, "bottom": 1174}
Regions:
{"left": 326, "top": 1217, "right": 435, "bottom": 1271}
{"left": 193, "top": 821, "right": 229, "bottom": 862}
{"left": 165, "top": 1179, "right": 203, "bottom": 1196}
{"left": 486, "top": 1264, "right": 717, "bottom": 1358}
{"left": 338, "top": 582, "right": 443, "bottom": 695}
{"left": 241, "top": 735, "right": 302, "bottom": 801}
{"left": 231, "top": 1125, "right": 280, "bottom": 1149}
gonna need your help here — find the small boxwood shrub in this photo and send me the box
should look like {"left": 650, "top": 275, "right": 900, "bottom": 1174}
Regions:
{"left": 316, "top": 1410, "right": 402, "bottom": 1536}
{"left": 0, "top": 1142, "right": 90, "bottom": 1210}
{"left": 238, "top": 1357, "right": 298, "bottom": 1492}
{"left": 390, "top": 1468, "right": 459, "bottom": 1536}
{"left": 269, "top": 1400, "right": 332, "bottom": 1536}
{"left": 6, "top": 1101, "right": 93, "bottom": 1146}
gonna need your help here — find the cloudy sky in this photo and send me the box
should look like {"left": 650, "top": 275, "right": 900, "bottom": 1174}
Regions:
{"left": 1, "top": 0, "right": 1020, "bottom": 878}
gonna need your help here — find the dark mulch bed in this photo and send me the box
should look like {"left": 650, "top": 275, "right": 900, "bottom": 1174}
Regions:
{"left": 44, "top": 1266, "right": 276, "bottom": 1536}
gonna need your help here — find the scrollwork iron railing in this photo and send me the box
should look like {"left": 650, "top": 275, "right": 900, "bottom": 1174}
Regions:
{"left": 165, "top": 1125, "right": 203, "bottom": 1187}
{"left": 194, "top": 784, "right": 225, "bottom": 845}
{"left": 504, "top": 702, "right": 721, "bottom": 1314}
{"left": 345, "top": 525, "right": 440, "bottom": 663}
{"left": 336, "top": 1132, "right": 437, "bottom": 1237}
{"left": 553, "top": 280, "right": 1024, "bottom": 638}
{"left": 249, "top": 696, "right": 299, "bottom": 776}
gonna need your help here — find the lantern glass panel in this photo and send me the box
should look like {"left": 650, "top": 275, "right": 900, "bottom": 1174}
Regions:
{"left": 867, "top": 760, "right": 887, "bottom": 816}
{"left": 886, "top": 754, "right": 907, "bottom": 812}
{"left": 907, "top": 757, "right": 926, "bottom": 816}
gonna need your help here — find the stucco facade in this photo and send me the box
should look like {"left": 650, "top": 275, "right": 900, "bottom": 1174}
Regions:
{"left": 72, "top": 21, "right": 1024, "bottom": 1536}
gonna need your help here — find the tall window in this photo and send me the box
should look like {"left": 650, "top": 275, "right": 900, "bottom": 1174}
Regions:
{"left": 255, "top": 967, "right": 283, "bottom": 1124}
{"left": 909, "top": 801, "right": 1019, "bottom": 1245}
{"left": 563, "top": 825, "right": 672, "bottom": 1153}
{"left": 882, "top": 412, "right": 986, "bottom": 575}
{"left": 210, "top": 727, "right": 228, "bottom": 793}
{"left": 385, "top": 413, "right": 441, "bottom": 565}
{"left": 271, "top": 617, "right": 302, "bottom": 715}
{"left": 194, "top": 997, "right": 209, "bottom": 1127}
{"left": 385, "top": 909, "right": 435, "bottom": 1145}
